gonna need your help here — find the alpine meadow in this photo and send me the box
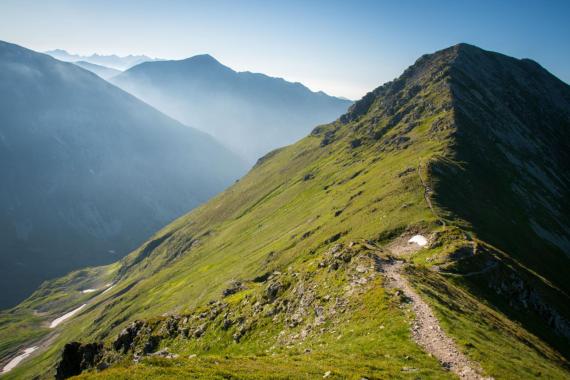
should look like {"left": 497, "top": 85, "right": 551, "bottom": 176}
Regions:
{"left": 0, "top": 2, "right": 568, "bottom": 380}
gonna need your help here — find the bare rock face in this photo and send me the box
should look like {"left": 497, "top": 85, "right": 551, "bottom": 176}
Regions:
{"left": 55, "top": 342, "right": 103, "bottom": 380}
{"left": 113, "top": 320, "right": 144, "bottom": 353}
{"left": 488, "top": 268, "right": 570, "bottom": 339}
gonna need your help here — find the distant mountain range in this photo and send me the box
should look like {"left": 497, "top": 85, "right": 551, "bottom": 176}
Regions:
{"left": 45, "top": 49, "right": 161, "bottom": 70}
{"left": 0, "top": 41, "right": 247, "bottom": 308}
{"left": 112, "top": 54, "right": 352, "bottom": 161}
{"left": 72, "top": 61, "right": 121, "bottom": 80}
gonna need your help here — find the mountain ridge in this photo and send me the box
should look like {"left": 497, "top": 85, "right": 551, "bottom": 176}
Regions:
{"left": 44, "top": 49, "right": 161, "bottom": 70}
{"left": 1, "top": 43, "right": 569, "bottom": 379}
{"left": 72, "top": 61, "right": 121, "bottom": 80}
{"left": 112, "top": 54, "right": 352, "bottom": 161}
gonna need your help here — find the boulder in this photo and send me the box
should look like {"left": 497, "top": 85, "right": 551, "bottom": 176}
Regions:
{"left": 55, "top": 342, "right": 103, "bottom": 379}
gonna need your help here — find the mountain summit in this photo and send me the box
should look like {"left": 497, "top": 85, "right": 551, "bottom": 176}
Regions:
{"left": 2, "top": 44, "right": 569, "bottom": 379}
{"left": 111, "top": 54, "right": 352, "bottom": 161}
{"left": 343, "top": 43, "right": 570, "bottom": 290}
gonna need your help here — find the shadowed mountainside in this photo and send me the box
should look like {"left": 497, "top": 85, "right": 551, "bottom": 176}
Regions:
{"left": 0, "top": 41, "right": 247, "bottom": 308}
{"left": 112, "top": 55, "right": 352, "bottom": 162}
{"left": 72, "top": 61, "right": 121, "bottom": 80}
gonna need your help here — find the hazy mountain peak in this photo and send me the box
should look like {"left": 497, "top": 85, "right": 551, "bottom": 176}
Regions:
{"left": 112, "top": 56, "right": 352, "bottom": 161}
{"left": 44, "top": 49, "right": 161, "bottom": 70}
{"left": 0, "top": 41, "right": 247, "bottom": 308}
{"left": 182, "top": 53, "right": 222, "bottom": 65}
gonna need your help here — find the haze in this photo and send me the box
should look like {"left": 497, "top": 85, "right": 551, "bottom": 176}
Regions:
{"left": 0, "top": 0, "right": 569, "bottom": 99}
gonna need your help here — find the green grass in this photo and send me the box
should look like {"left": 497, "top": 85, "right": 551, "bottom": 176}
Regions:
{"left": 2, "top": 50, "right": 569, "bottom": 380}
{"left": 407, "top": 266, "right": 569, "bottom": 379}
{"left": 75, "top": 266, "right": 449, "bottom": 379}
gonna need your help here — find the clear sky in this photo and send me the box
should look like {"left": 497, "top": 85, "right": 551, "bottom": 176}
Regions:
{"left": 1, "top": 0, "right": 568, "bottom": 99}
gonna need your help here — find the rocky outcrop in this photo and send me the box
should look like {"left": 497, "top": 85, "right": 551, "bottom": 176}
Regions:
{"left": 488, "top": 269, "right": 570, "bottom": 339}
{"left": 54, "top": 242, "right": 384, "bottom": 377}
{"left": 222, "top": 281, "right": 246, "bottom": 297}
{"left": 55, "top": 342, "right": 103, "bottom": 380}
{"left": 113, "top": 320, "right": 144, "bottom": 353}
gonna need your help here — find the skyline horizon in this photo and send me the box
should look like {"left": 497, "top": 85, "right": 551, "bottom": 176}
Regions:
{"left": 33, "top": 41, "right": 569, "bottom": 101}
{"left": 2, "top": 0, "right": 568, "bottom": 99}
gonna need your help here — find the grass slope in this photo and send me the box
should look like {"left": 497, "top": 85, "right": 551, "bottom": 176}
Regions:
{"left": 1, "top": 44, "right": 568, "bottom": 379}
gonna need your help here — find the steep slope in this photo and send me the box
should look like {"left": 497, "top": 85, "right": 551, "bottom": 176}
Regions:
{"left": 434, "top": 44, "right": 570, "bottom": 290}
{"left": 0, "top": 41, "right": 247, "bottom": 308}
{"left": 45, "top": 50, "right": 160, "bottom": 70}
{"left": 2, "top": 44, "right": 569, "bottom": 379}
{"left": 111, "top": 55, "right": 352, "bottom": 161}
{"left": 72, "top": 61, "right": 121, "bottom": 80}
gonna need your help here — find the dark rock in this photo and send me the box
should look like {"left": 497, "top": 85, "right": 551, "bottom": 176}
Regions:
{"left": 397, "top": 167, "right": 415, "bottom": 177}
{"left": 113, "top": 320, "right": 144, "bottom": 353}
{"left": 264, "top": 282, "right": 283, "bottom": 301}
{"left": 324, "top": 233, "right": 342, "bottom": 244}
{"left": 142, "top": 335, "right": 160, "bottom": 354}
{"left": 194, "top": 323, "right": 207, "bottom": 338}
{"left": 252, "top": 272, "right": 271, "bottom": 283}
{"left": 221, "top": 318, "right": 233, "bottom": 330}
{"left": 222, "top": 281, "right": 246, "bottom": 297}
{"left": 55, "top": 342, "right": 103, "bottom": 379}
{"left": 350, "top": 138, "right": 362, "bottom": 148}
{"left": 320, "top": 131, "right": 335, "bottom": 147}
{"left": 233, "top": 325, "right": 249, "bottom": 342}
{"left": 164, "top": 316, "right": 180, "bottom": 337}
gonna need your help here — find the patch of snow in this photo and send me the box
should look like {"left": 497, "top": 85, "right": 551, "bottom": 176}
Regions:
{"left": 50, "top": 304, "right": 87, "bottom": 328}
{"left": 1, "top": 346, "right": 38, "bottom": 373}
{"left": 408, "top": 235, "right": 428, "bottom": 247}
{"left": 101, "top": 284, "right": 115, "bottom": 294}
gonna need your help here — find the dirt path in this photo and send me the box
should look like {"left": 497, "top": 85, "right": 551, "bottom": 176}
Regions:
{"left": 383, "top": 259, "right": 491, "bottom": 380}
{"left": 417, "top": 163, "right": 446, "bottom": 226}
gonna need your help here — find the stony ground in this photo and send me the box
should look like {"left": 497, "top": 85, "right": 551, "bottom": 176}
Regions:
{"left": 383, "top": 259, "right": 491, "bottom": 380}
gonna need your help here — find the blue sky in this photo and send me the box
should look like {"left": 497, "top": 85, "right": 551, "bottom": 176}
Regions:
{"left": 1, "top": 0, "right": 568, "bottom": 99}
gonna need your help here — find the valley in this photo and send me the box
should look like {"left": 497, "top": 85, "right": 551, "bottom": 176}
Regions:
{"left": 1, "top": 43, "right": 568, "bottom": 379}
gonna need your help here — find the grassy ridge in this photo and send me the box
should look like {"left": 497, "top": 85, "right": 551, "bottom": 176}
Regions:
{"left": 2, "top": 44, "right": 569, "bottom": 379}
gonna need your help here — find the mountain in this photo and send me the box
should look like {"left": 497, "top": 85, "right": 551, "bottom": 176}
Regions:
{"left": 111, "top": 55, "right": 352, "bottom": 161}
{"left": 0, "top": 41, "right": 247, "bottom": 308}
{"left": 2, "top": 44, "right": 569, "bottom": 379}
{"left": 72, "top": 61, "right": 121, "bottom": 80}
{"left": 45, "top": 49, "right": 160, "bottom": 70}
